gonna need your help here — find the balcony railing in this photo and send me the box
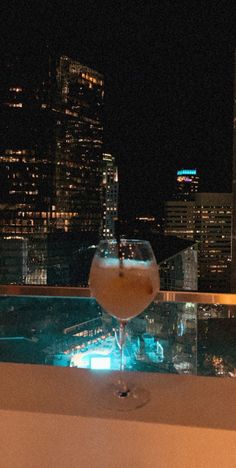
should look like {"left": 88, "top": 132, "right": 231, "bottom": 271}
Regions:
{"left": 0, "top": 284, "right": 236, "bottom": 303}
{"left": 0, "top": 286, "right": 236, "bottom": 378}
{"left": 0, "top": 284, "right": 91, "bottom": 297}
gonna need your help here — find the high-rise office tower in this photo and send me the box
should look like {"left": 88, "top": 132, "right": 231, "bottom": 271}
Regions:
{"left": 0, "top": 52, "right": 54, "bottom": 235}
{"left": 194, "top": 193, "right": 232, "bottom": 292}
{"left": 53, "top": 56, "right": 104, "bottom": 234}
{"left": 0, "top": 52, "right": 104, "bottom": 236}
{"left": 165, "top": 193, "right": 232, "bottom": 291}
{"left": 165, "top": 200, "right": 195, "bottom": 240}
{"left": 175, "top": 169, "right": 199, "bottom": 200}
{"left": 101, "top": 153, "right": 118, "bottom": 238}
{"left": 231, "top": 50, "right": 236, "bottom": 292}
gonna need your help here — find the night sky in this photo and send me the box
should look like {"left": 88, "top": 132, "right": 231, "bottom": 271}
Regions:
{"left": 1, "top": 1, "right": 236, "bottom": 219}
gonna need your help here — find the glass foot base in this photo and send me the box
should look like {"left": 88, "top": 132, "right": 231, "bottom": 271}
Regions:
{"left": 97, "top": 381, "right": 150, "bottom": 411}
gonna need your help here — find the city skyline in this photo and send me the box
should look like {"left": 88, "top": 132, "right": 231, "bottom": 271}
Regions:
{"left": 1, "top": 2, "right": 235, "bottom": 219}
{"left": 1, "top": 1, "right": 236, "bottom": 391}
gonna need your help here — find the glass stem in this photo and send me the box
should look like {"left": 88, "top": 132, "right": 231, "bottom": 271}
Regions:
{"left": 119, "top": 319, "right": 127, "bottom": 371}
{"left": 116, "top": 319, "right": 129, "bottom": 397}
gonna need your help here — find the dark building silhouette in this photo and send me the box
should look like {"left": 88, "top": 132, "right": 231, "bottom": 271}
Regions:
{"left": 118, "top": 219, "right": 198, "bottom": 291}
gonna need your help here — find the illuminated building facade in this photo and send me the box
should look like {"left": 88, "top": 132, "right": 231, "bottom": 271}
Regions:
{"left": 164, "top": 200, "right": 195, "bottom": 240}
{"left": 165, "top": 193, "right": 232, "bottom": 291}
{"left": 0, "top": 53, "right": 54, "bottom": 235}
{"left": 53, "top": 56, "right": 104, "bottom": 233}
{"left": 194, "top": 193, "right": 232, "bottom": 292}
{"left": 101, "top": 153, "right": 118, "bottom": 238}
{"left": 0, "top": 53, "right": 104, "bottom": 237}
{"left": 175, "top": 169, "right": 199, "bottom": 200}
{"left": 231, "top": 50, "right": 236, "bottom": 292}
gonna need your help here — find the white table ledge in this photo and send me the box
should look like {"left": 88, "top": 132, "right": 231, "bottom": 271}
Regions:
{"left": 0, "top": 363, "right": 236, "bottom": 467}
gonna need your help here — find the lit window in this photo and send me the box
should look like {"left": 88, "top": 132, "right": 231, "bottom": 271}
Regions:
{"left": 9, "top": 87, "right": 22, "bottom": 92}
{"left": 6, "top": 103, "right": 23, "bottom": 108}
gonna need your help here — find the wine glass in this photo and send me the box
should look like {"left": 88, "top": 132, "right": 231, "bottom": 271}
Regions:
{"left": 89, "top": 239, "right": 160, "bottom": 411}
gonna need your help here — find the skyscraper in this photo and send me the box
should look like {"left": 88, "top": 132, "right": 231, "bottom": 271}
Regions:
{"left": 0, "top": 52, "right": 55, "bottom": 235}
{"left": 194, "top": 193, "right": 232, "bottom": 292}
{"left": 0, "top": 52, "right": 104, "bottom": 237}
{"left": 165, "top": 200, "right": 195, "bottom": 240}
{"left": 231, "top": 50, "right": 236, "bottom": 292}
{"left": 53, "top": 56, "right": 104, "bottom": 234}
{"left": 165, "top": 193, "right": 232, "bottom": 291}
{"left": 101, "top": 153, "right": 118, "bottom": 238}
{"left": 175, "top": 169, "right": 199, "bottom": 200}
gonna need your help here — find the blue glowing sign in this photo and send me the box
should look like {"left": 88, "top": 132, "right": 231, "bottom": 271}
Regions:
{"left": 177, "top": 169, "right": 197, "bottom": 176}
{"left": 90, "top": 357, "right": 111, "bottom": 370}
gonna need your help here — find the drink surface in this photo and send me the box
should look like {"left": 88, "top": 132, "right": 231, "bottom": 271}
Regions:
{"left": 89, "top": 258, "right": 160, "bottom": 320}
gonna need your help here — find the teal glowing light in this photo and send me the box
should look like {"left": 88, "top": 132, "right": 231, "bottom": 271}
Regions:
{"left": 90, "top": 357, "right": 111, "bottom": 370}
{"left": 177, "top": 169, "right": 197, "bottom": 176}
